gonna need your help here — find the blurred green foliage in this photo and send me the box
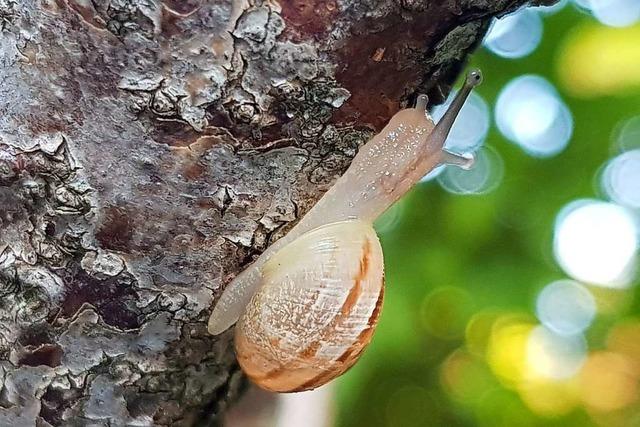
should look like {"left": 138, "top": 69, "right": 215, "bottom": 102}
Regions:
{"left": 335, "top": 5, "right": 640, "bottom": 427}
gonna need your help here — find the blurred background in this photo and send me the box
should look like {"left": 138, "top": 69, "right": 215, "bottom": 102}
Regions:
{"left": 227, "top": 1, "right": 640, "bottom": 426}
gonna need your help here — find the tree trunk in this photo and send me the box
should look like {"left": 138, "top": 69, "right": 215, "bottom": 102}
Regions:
{"left": 0, "top": 0, "right": 554, "bottom": 425}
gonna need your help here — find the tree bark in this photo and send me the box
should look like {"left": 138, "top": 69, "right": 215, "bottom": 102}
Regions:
{"left": 0, "top": 0, "right": 554, "bottom": 425}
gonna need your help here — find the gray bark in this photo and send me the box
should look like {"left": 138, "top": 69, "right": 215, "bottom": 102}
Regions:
{"left": 0, "top": 0, "right": 554, "bottom": 425}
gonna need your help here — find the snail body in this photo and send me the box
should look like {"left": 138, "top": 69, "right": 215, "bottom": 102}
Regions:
{"left": 209, "top": 70, "right": 484, "bottom": 392}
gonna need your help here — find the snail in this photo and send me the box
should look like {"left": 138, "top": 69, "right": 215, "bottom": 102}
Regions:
{"left": 209, "top": 70, "right": 483, "bottom": 392}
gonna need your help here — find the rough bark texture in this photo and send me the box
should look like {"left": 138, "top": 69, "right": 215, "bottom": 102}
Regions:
{"left": 0, "top": 0, "right": 554, "bottom": 425}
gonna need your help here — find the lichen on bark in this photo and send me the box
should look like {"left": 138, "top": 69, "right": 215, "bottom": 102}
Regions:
{"left": 0, "top": 0, "right": 555, "bottom": 425}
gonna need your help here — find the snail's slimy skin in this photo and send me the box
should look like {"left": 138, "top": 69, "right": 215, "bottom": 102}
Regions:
{"left": 208, "top": 70, "right": 483, "bottom": 391}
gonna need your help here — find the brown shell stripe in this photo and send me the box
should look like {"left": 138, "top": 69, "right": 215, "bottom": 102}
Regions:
{"left": 290, "top": 239, "right": 385, "bottom": 391}
{"left": 299, "top": 237, "right": 371, "bottom": 360}
{"left": 248, "top": 238, "right": 374, "bottom": 387}
{"left": 292, "top": 284, "right": 384, "bottom": 392}
{"left": 336, "top": 284, "right": 384, "bottom": 364}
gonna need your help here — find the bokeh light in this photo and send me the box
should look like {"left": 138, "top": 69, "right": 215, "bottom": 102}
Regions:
{"left": 536, "top": 280, "right": 597, "bottom": 335}
{"left": 487, "top": 320, "right": 534, "bottom": 385}
{"left": 431, "top": 91, "right": 490, "bottom": 153}
{"left": 421, "top": 287, "right": 475, "bottom": 340}
{"left": 484, "top": 9, "right": 544, "bottom": 58}
{"left": 422, "top": 91, "right": 490, "bottom": 182}
{"left": 526, "top": 326, "right": 587, "bottom": 380}
{"left": 517, "top": 380, "right": 580, "bottom": 417}
{"left": 440, "top": 350, "right": 494, "bottom": 403}
{"left": 437, "top": 146, "right": 504, "bottom": 195}
{"left": 553, "top": 200, "right": 638, "bottom": 287}
{"left": 579, "top": 351, "right": 639, "bottom": 412}
{"left": 601, "top": 150, "right": 640, "bottom": 209}
{"left": 465, "top": 311, "right": 503, "bottom": 356}
{"left": 615, "top": 115, "right": 640, "bottom": 151}
{"left": 558, "top": 24, "right": 640, "bottom": 96}
{"left": 607, "top": 320, "right": 640, "bottom": 362}
{"left": 573, "top": 0, "right": 640, "bottom": 27}
{"left": 495, "top": 75, "right": 573, "bottom": 157}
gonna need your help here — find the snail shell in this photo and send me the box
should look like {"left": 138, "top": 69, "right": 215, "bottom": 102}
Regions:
{"left": 235, "top": 219, "right": 384, "bottom": 392}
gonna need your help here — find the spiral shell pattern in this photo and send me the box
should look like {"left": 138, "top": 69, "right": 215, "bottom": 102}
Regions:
{"left": 235, "top": 220, "right": 385, "bottom": 392}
